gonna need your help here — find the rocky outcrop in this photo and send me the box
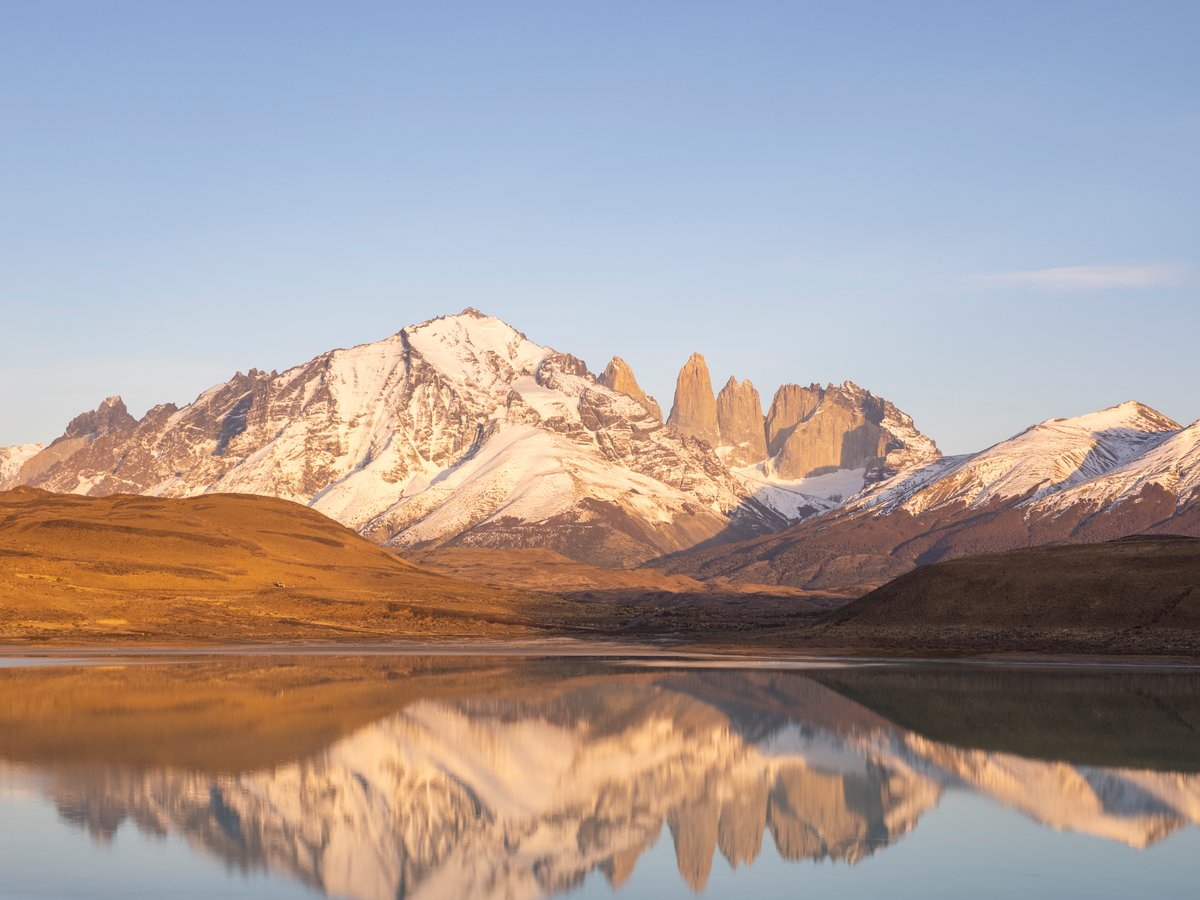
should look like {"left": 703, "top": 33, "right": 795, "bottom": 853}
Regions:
{"left": 716, "top": 377, "right": 767, "bottom": 467}
{"left": 766, "top": 384, "right": 824, "bottom": 455}
{"left": 14, "top": 395, "right": 138, "bottom": 486}
{"left": 762, "top": 382, "right": 936, "bottom": 481}
{"left": 667, "top": 353, "right": 720, "bottom": 447}
{"left": 61, "top": 395, "right": 136, "bottom": 441}
{"left": 716, "top": 775, "right": 769, "bottom": 867}
{"left": 773, "top": 385, "right": 888, "bottom": 478}
{"left": 598, "top": 356, "right": 662, "bottom": 422}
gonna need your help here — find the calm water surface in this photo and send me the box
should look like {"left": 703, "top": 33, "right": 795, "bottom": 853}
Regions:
{"left": 0, "top": 655, "right": 1198, "bottom": 899}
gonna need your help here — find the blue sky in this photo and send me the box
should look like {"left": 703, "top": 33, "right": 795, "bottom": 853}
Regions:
{"left": 2, "top": 1, "right": 1196, "bottom": 452}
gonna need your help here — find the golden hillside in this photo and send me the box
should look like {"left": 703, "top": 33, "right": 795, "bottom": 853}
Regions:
{"left": 0, "top": 488, "right": 597, "bottom": 643}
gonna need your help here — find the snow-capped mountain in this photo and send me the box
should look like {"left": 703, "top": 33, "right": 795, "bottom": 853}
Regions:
{"left": 0, "top": 443, "right": 42, "bottom": 489}
{"left": 1034, "top": 418, "right": 1200, "bottom": 520}
{"left": 8, "top": 309, "right": 941, "bottom": 565}
{"left": 848, "top": 399, "right": 1200, "bottom": 542}
{"left": 658, "top": 401, "right": 1200, "bottom": 590}
{"left": 12, "top": 307, "right": 1190, "bottom": 583}
{"left": 3, "top": 312, "right": 764, "bottom": 564}
{"left": 664, "top": 353, "right": 941, "bottom": 519}
{"left": 12, "top": 671, "right": 1200, "bottom": 900}
{"left": 855, "top": 401, "right": 1182, "bottom": 515}
{"left": 726, "top": 382, "right": 939, "bottom": 520}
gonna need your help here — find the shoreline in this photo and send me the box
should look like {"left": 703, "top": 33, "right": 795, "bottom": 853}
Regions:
{"left": 1, "top": 639, "right": 1198, "bottom": 670}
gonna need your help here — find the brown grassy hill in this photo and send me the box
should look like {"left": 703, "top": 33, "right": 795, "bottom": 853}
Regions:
{"left": 805, "top": 536, "right": 1200, "bottom": 655}
{"left": 0, "top": 487, "right": 606, "bottom": 642}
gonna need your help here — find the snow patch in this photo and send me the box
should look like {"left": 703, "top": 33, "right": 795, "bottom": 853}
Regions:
{"left": 851, "top": 401, "right": 1182, "bottom": 516}
{"left": 0, "top": 443, "right": 43, "bottom": 486}
{"left": 732, "top": 463, "right": 867, "bottom": 520}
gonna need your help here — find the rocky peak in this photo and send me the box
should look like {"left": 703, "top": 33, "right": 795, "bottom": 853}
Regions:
{"left": 6, "top": 396, "right": 139, "bottom": 489}
{"left": 597, "top": 356, "right": 663, "bottom": 422}
{"left": 764, "top": 382, "right": 935, "bottom": 481}
{"left": 667, "top": 353, "right": 720, "bottom": 447}
{"left": 716, "top": 377, "right": 767, "bottom": 467}
{"left": 402, "top": 309, "right": 548, "bottom": 386}
{"left": 59, "top": 396, "right": 136, "bottom": 444}
{"left": 766, "top": 384, "right": 824, "bottom": 455}
{"left": 536, "top": 352, "right": 590, "bottom": 382}
{"left": 534, "top": 352, "right": 593, "bottom": 398}
{"left": 11, "top": 308, "right": 939, "bottom": 558}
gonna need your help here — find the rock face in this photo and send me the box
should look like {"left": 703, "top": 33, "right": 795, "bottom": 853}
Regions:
{"left": 667, "top": 353, "right": 720, "bottom": 446}
{"left": 764, "top": 382, "right": 936, "bottom": 480}
{"left": 716, "top": 377, "right": 767, "bottom": 467}
{"left": 14, "top": 395, "right": 137, "bottom": 487}
{"left": 771, "top": 384, "right": 887, "bottom": 478}
{"left": 62, "top": 395, "right": 136, "bottom": 440}
{"left": 597, "top": 356, "right": 662, "bottom": 422}
{"left": 766, "top": 384, "right": 824, "bottom": 454}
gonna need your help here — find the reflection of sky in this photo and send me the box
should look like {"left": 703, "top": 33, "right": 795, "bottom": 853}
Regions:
{"left": 3, "top": 787, "right": 1199, "bottom": 900}
{"left": 571, "top": 792, "right": 1200, "bottom": 900}
{"left": 0, "top": 794, "right": 318, "bottom": 900}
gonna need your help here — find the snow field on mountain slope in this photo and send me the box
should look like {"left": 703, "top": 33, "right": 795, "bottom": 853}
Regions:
{"left": 404, "top": 312, "right": 548, "bottom": 388}
{"left": 508, "top": 375, "right": 582, "bottom": 424}
{"left": 322, "top": 336, "right": 412, "bottom": 435}
{"left": 0, "top": 444, "right": 43, "bottom": 487}
{"left": 371, "top": 424, "right": 691, "bottom": 547}
{"left": 361, "top": 426, "right": 575, "bottom": 545}
{"left": 1033, "top": 420, "right": 1200, "bottom": 513}
{"left": 853, "top": 402, "right": 1183, "bottom": 517}
{"left": 731, "top": 463, "right": 866, "bottom": 519}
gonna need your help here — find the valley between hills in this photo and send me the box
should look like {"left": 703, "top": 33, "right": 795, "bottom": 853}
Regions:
{"left": 1, "top": 309, "right": 1198, "bottom": 656}
{"left": 2, "top": 485, "right": 1197, "bottom": 656}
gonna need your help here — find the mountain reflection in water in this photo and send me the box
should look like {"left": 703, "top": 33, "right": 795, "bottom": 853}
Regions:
{"left": 1, "top": 658, "right": 1199, "bottom": 899}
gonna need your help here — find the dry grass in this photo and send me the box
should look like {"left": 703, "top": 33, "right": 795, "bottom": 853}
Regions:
{"left": 804, "top": 536, "right": 1200, "bottom": 656}
{"left": 0, "top": 488, "right": 609, "bottom": 643}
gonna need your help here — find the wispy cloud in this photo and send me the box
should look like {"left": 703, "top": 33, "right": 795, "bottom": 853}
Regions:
{"left": 971, "top": 264, "right": 1189, "bottom": 292}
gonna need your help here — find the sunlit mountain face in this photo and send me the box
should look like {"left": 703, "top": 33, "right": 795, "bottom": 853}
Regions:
{"left": 1, "top": 659, "right": 1199, "bottom": 899}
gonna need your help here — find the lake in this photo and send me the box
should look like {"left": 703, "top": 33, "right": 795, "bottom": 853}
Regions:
{"left": 0, "top": 653, "right": 1198, "bottom": 899}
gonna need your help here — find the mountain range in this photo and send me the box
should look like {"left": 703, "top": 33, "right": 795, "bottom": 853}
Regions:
{"left": 660, "top": 400, "right": 1200, "bottom": 592}
{"left": 2, "top": 308, "right": 1197, "bottom": 590}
